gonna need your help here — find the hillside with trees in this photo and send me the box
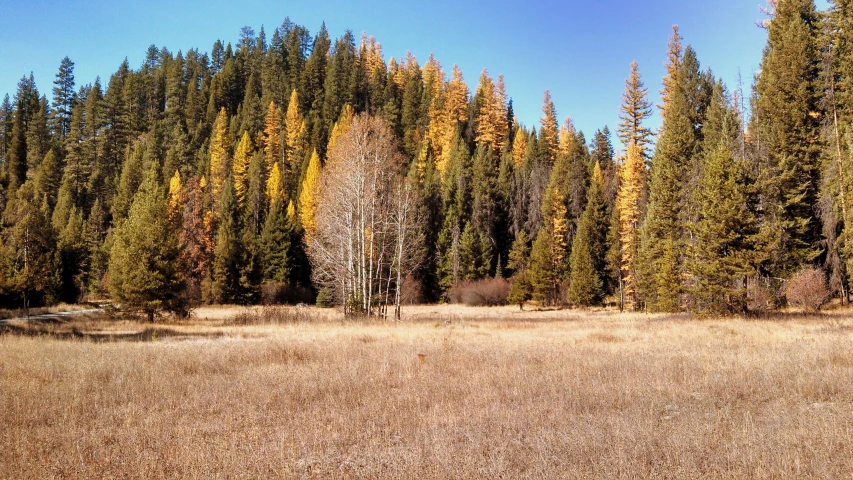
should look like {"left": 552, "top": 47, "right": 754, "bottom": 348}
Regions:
{"left": 1, "top": 0, "right": 852, "bottom": 316}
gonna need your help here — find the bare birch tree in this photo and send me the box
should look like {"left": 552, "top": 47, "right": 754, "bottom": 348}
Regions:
{"left": 306, "top": 114, "right": 421, "bottom": 319}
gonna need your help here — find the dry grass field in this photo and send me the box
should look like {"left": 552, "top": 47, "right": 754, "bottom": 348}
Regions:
{"left": 2, "top": 305, "right": 853, "bottom": 478}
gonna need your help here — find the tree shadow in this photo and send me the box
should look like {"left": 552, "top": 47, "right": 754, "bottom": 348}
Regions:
{"left": 0, "top": 318, "right": 226, "bottom": 343}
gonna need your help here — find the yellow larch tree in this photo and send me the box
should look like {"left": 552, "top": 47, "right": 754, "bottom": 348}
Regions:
{"left": 327, "top": 104, "right": 355, "bottom": 157}
{"left": 360, "top": 33, "right": 386, "bottom": 76}
{"left": 539, "top": 90, "right": 559, "bottom": 163}
{"left": 209, "top": 107, "right": 230, "bottom": 204}
{"left": 474, "top": 70, "right": 508, "bottom": 152}
{"left": 284, "top": 89, "right": 305, "bottom": 168}
{"left": 429, "top": 64, "right": 470, "bottom": 175}
{"left": 262, "top": 100, "right": 282, "bottom": 174}
{"left": 558, "top": 117, "right": 576, "bottom": 156}
{"left": 298, "top": 149, "right": 321, "bottom": 237}
{"left": 265, "top": 161, "right": 283, "bottom": 207}
{"left": 511, "top": 127, "right": 528, "bottom": 167}
{"left": 616, "top": 141, "right": 646, "bottom": 307}
{"left": 232, "top": 131, "right": 253, "bottom": 208}
{"left": 167, "top": 169, "right": 182, "bottom": 222}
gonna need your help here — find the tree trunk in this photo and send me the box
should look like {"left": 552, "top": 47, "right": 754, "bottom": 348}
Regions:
{"left": 147, "top": 310, "right": 155, "bottom": 322}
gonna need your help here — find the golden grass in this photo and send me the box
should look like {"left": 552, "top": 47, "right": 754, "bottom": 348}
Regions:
{"left": 2, "top": 306, "right": 853, "bottom": 478}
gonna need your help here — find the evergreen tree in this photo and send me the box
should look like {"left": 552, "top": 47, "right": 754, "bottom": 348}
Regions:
{"left": 51, "top": 56, "right": 76, "bottom": 139}
{"left": 107, "top": 165, "right": 184, "bottom": 320}
{"left": 752, "top": 0, "right": 823, "bottom": 278}
{"left": 687, "top": 147, "right": 762, "bottom": 314}
{"left": 2, "top": 182, "right": 61, "bottom": 312}
{"left": 568, "top": 162, "right": 610, "bottom": 307}
{"left": 209, "top": 177, "right": 243, "bottom": 303}
{"left": 617, "top": 62, "right": 654, "bottom": 160}
{"left": 260, "top": 197, "right": 293, "bottom": 283}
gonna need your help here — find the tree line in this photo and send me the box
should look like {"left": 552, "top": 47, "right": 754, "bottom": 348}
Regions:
{"left": 0, "top": 0, "right": 850, "bottom": 317}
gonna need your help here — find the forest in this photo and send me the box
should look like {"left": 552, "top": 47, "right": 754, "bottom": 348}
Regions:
{"left": 0, "top": 0, "right": 850, "bottom": 317}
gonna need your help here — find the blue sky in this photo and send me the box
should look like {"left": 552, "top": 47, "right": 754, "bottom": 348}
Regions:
{"left": 0, "top": 0, "right": 832, "bottom": 150}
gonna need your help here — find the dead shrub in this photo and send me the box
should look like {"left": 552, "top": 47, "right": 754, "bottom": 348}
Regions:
{"left": 225, "top": 306, "right": 320, "bottom": 325}
{"left": 399, "top": 276, "right": 423, "bottom": 305}
{"left": 785, "top": 267, "right": 829, "bottom": 312}
{"left": 447, "top": 278, "right": 510, "bottom": 306}
{"left": 261, "top": 281, "right": 315, "bottom": 305}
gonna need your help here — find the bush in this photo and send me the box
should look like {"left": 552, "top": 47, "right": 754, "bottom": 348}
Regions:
{"left": 316, "top": 288, "right": 336, "bottom": 308}
{"left": 226, "top": 306, "right": 320, "bottom": 325}
{"left": 785, "top": 267, "right": 829, "bottom": 312}
{"left": 261, "top": 281, "right": 315, "bottom": 305}
{"left": 447, "top": 278, "right": 511, "bottom": 306}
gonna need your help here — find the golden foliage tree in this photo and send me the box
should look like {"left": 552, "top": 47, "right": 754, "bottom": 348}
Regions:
{"left": 539, "top": 90, "right": 559, "bottom": 163}
{"left": 284, "top": 89, "right": 305, "bottom": 167}
{"left": 511, "top": 127, "right": 528, "bottom": 167}
{"left": 261, "top": 100, "right": 282, "bottom": 174}
{"left": 209, "top": 107, "right": 230, "bottom": 205}
{"left": 298, "top": 149, "right": 321, "bottom": 237}
{"left": 428, "top": 64, "right": 469, "bottom": 175}
{"left": 232, "top": 131, "right": 253, "bottom": 208}
{"left": 167, "top": 169, "right": 182, "bottom": 222}
{"left": 474, "top": 70, "right": 508, "bottom": 152}
{"left": 327, "top": 104, "right": 355, "bottom": 156}
{"left": 616, "top": 142, "right": 646, "bottom": 307}
{"left": 265, "top": 161, "right": 283, "bottom": 207}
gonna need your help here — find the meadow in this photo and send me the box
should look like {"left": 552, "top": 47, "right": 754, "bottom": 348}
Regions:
{"left": 2, "top": 305, "right": 852, "bottom": 478}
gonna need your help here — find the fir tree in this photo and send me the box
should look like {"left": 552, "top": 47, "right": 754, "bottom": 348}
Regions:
{"left": 752, "top": 0, "right": 823, "bottom": 277}
{"left": 687, "top": 147, "right": 762, "bottom": 314}
{"left": 107, "top": 166, "right": 184, "bottom": 320}
{"left": 209, "top": 177, "right": 243, "bottom": 304}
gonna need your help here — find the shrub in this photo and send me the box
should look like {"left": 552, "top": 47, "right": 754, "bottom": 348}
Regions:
{"left": 226, "top": 306, "right": 320, "bottom": 325}
{"left": 447, "top": 278, "right": 511, "bottom": 306}
{"left": 785, "top": 267, "right": 829, "bottom": 312}
{"left": 316, "top": 288, "right": 336, "bottom": 308}
{"left": 261, "top": 281, "right": 315, "bottom": 305}
{"left": 399, "top": 276, "right": 423, "bottom": 305}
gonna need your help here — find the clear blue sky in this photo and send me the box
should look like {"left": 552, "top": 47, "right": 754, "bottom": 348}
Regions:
{"left": 0, "top": 0, "right": 832, "bottom": 151}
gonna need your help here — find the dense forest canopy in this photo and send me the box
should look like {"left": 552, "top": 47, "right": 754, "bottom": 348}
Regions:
{"left": 1, "top": 0, "right": 852, "bottom": 316}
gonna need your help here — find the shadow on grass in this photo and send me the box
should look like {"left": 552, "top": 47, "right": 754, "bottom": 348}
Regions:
{"left": 0, "top": 317, "right": 226, "bottom": 343}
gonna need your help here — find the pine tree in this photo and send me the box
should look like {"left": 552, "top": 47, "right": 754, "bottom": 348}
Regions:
{"left": 617, "top": 62, "right": 654, "bottom": 160}
{"left": 567, "top": 214, "right": 601, "bottom": 307}
{"left": 107, "top": 165, "right": 184, "bottom": 320}
{"left": 568, "top": 162, "right": 610, "bottom": 307}
{"left": 260, "top": 197, "right": 293, "bottom": 283}
{"left": 2, "top": 182, "right": 61, "bottom": 312}
{"left": 752, "top": 0, "right": 823, "bottom": 278}
{"left": 658, "top": 25, "right": 683, "bottom": 118}
{"left": 687, "top": 147, "right": 761, "bottom": 314}
{"left": 209, "top": 177, "right": 243, "bottom": 304}
{"left": 51, "top": 56, "right": 75, "bottom": 140}
{"left": 636, "top": 49, "right": 699, "bottom": 312}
